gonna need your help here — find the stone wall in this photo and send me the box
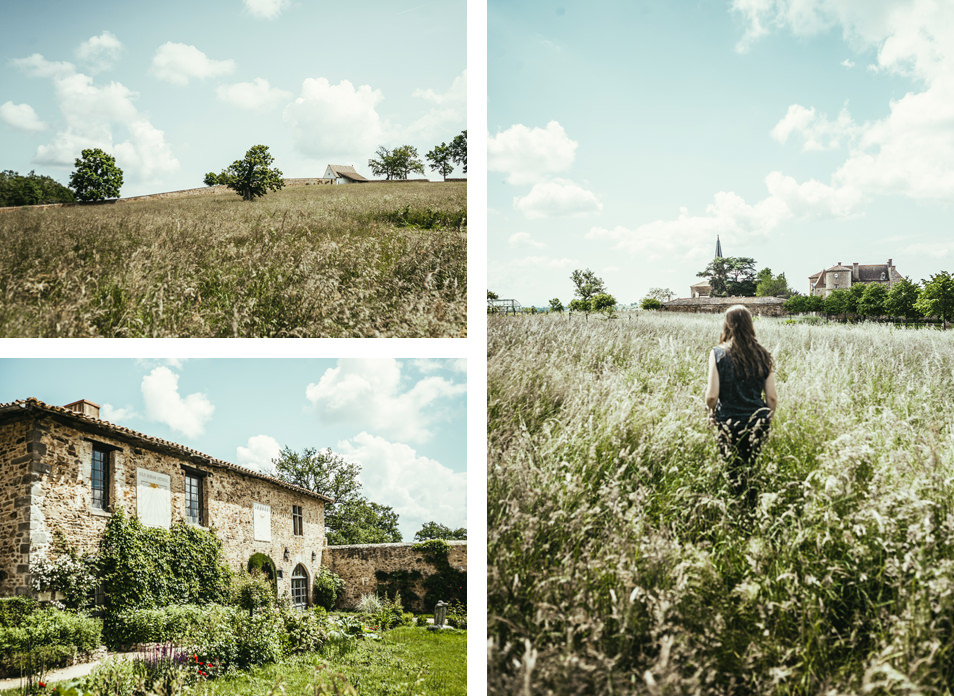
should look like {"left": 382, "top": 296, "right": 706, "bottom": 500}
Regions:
{"left": 0, "top": 408, "right": 327, "bottom": 601}
{"left": 0, "top": 417, "right": 32, "bottom": 595}
{"left": 662, "top": 296, "right": 787, "bottom": 317}
{"left": 322, "top": 541, "right": 466, "bottom": 612}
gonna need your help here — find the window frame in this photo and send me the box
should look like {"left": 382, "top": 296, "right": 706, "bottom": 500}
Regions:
{"left": 291, "top": 564, "right": 308, "bottom": 609}
{"left": 185, "top": 473, "right": 204, "bottom": 526}
{"left": 91, "top": 445, "right": 110, "bottom": 511}
{"left": 292, "top": 505, "right": 303, "bottom": 536}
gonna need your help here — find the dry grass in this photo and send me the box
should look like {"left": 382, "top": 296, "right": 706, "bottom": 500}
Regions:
{"left": 0, "top": 182, "right": 466, "bottom": 337}
{"left": 488, "top": 312, "right": 954, "bottom": 695}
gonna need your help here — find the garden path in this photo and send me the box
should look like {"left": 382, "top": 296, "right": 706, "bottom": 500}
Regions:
{"left": 0, "top": 650, "right": 145, "bottom": 691}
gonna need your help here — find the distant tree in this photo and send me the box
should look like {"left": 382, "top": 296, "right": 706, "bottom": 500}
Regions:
{"left": 449, "top": 130, "right": 467, "bottom": 174}
{"left": 641, "top": 298, "right": 663, "bottom": 310}
{"left": 69, "top": 148, "right": 123, "bottom": 202}
{"left": 784, "top": 294, "right": 807, "bottom": 314}
{"left": 915, "top": 271, "right": 954, "bottom": 325}
{"left": 488, "top": 290, "right": 499, "bottom": 300}
{"left": 568, "top": 298, "right": 590, "bottom": 312}
{"left": 591, "top": 293, "right": 617, "bottom": 312}
{"left": 203, "top": 171, "right": 228, "bottom": 186}
{"left": 224, "top": 144, "right": 284, "bottom": 200}
{"left": 886, "top": 277, "right": 920, "bottom": 322}
{"left": 806, "top": 294, "right": 825, "bottom": 312}
{"left": 0, "top": 170, "right": 74, "bottom": 206}
{"left": 756, "top": 268, "right": 791, "bottom": 297}
{"left": 858, "top": 283, "right": 888, "bottom": 318}
{"left": 328, "top": 499, "right": 402, "bottom": 545}
{"left": 824, "top": 289, "right": 849, "bottom": 318}
{"left": 845, "top": 282, "right": 867, "bottom": 316}
{"left": 645, "top": 287, "right": 675, "bottom": 303}
{"left": 426, "top": 143, "right": 454, "bottom": 181}
{"left": 570, "top": 268, "right": 606, "bottom": 303}
{"left": 697, "top": 258, "right": 728, "bottom": 297}
{"left": 549, "top": 298, "right": 564, "bottom": 313}
{"left": 368, "top": 145, "right": 425, "bottom": 181}
{"left": 414, "top": 521, "right": 467, "bottom": 542}
{"left": 698, "top": 257, "right": 757, "bottom": 297}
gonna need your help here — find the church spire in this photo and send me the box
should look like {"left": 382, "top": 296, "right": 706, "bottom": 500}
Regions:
{"left": 715, "top": 235, "right": 723, "bottom": 259}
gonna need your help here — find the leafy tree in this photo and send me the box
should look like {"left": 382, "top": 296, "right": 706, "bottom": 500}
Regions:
{"left": 449, "top": 130, "right": 467, "bottom": 174}
{"left": 845, "top": 282, "right": 867, "bottom": 316}
{"left": 0, "top": 170, "right": 74, "bottom": 206}
{"left": 203, "top": 171, "right": 229, "bottom": 186}
{"left": 591, "top": 293, "right": 617, "bottom": 312}
{"left": 858, "top": 283, "right": 888, "bottom": 318}
{"left": 414, "top": 521, "right": 467, "bottom": 541}
{"left": 426, "top": 143, "right": 454, "bottom": 180}
{"left": 549, "top": 298, "right": 564, "bottom": 313}
{"left": 368, "top": 145, "right": 426, "bottom": 181}
{"left": 224, "top": 144, "right": 285, "bottom": 200}
{"left": 756, "top": 268, "right": 791, "bottom": 298}
{"left": 915, "top": 271, "right": 954, "bottom": 325}
{"left": 641, "top": 298, "right": 663, "bottom": 310}
{"left": 698, "top": 257, "right": 757, "bottom": 297}
{"left": 645, "top": 288, "right": 675, "bottom": 303}
{"left": 271, "top": 446, "right": 400, "bottom": 544}
{"left": 570, "top": 268, "right": 606, "bottom": 303}
{"left": 784, "top": 292, "right": 821, "bottom": 314}
{"left": 488, "top": 290, "right": 499, "bottom": 300}
{"left": 824, "top": 289, "right": 849, "bottom": 318}
{"left": 886, "top": 277, "right": 921, "bottom": 322}
{"left": 569, "top": 298, "right": 590, "bottom": 312}
{"left": 69, "top": 148, "right": 123, "bottom": 202}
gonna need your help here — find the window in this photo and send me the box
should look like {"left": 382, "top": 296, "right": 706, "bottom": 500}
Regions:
{"left": 91, "top": 446, "right": 109, "bottom": 510}
{"left": 185, "top": 474, "right": 203, "bottom": 525}
{"left": 292, "top": 505, "right": 303, "bottom": 536}
{"left": 291, "top": 564, "right": 308, "bottom": 609}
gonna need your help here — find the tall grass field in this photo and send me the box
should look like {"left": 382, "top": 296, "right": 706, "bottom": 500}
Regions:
{"left": 488, "top": 312, "right": 954, "bottom": 695}
{"left": 0, "top": 182, "right": 465, "bottom": 337}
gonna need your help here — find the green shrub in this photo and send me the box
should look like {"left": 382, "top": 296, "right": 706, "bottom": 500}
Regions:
{"left": 283, "top": 608, "right": 330, "bottom": 655}
{"left": 415, "top": 614, "right": 428, "bottom": 627}
{"left": 0, "top": 596, "right": 37, "bottom": 627}
{"left": 371, "top": 592, "right": 411, "bottom": 631}
{"left": 313, "top": 567, "right": 346, "bottom": 610}
{"left": 231, "top": 569, "right": 276, "bottom": 614}
{"left": 102, "top": 603, "right": 235, "bottom": 649}
{"left": 445, "top": 600, "right": 466, "bottom": 630}
{"left": 357, "top": 593, "right": 382, "bottom": 614}
{"left": 0, "top": 608, "right": 102, "bottom": 674}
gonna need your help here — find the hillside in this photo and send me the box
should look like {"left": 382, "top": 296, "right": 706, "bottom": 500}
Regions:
{"left": 0, "top": 181, "right": 466, "bottom": 337}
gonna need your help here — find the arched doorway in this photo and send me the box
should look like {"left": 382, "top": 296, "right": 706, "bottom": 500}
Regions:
{"left": 291, "top": 564, "right": 309, "bottom": 610}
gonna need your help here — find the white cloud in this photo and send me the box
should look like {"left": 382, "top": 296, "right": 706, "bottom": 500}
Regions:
{"left": 217, "top": 78, "right": 291, "bottom": 111}
{"left": 842, "top": 58, "right": 855, "bottom": 68}
{"left": 404, "top": 70, "right": 467, "bottom": 143}
{"left": 150, "top": 42, "right": 235, "bottom": 85}
{"left": 100, "top": 403, "right": 135, "bottom": 423}
{"left": 0, "top": 102, "right": 46, "bottom": 132}
{"left": 508, "top": 231, "right": 546, "bottom": 248}
{"left": 16, "top": 53, "right": 179, "bottom": 183}
{"left": 488, "top": 121, "right": 578, "bottom": 185}
{"left": 771, "top": 103, "right": 858, "bottom": 151}
{"left": 141, "top": 366, "right": 214, "bottom": 439}
{"left": 305, "top": 359, "right": 465, "bottom": 444}
{"left": 283, "top": 78, "right": 384, "bottom": 159}
{"left": 336, "top": 433, "right": 466, "bottom": 541}
{"left": 77, "top": 31, "right": 122, "bottom": 73}
{"left": 412, "top": 359, "right": 467, "bottom": 374}
{"left": 514, "top": 178, "right": 602, "bottom": 219}
{"left": 244, "top": 0, "right": 289, "bottom": 19}
{"left": 237, "top": 434, "right": 282, "bottom": 473}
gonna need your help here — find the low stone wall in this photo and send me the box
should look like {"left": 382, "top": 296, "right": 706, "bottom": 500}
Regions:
{"left": 322, "top": 541, "right": 466, "bottom": 612}
{"left": 662, "top": 296, "right": 787, "bottom": 317}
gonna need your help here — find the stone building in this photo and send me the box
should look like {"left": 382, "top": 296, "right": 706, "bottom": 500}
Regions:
{"left": 808, "top": 260, "right": 901, "bottom": 297}
{"left": 323, "top": 164, "right": 369, "bottom": 184}
{"left": 0, "top": 398, "right": 330, "bottom": 606}
{"left": 662, "top": 296, "right": 787, "bottom": 316}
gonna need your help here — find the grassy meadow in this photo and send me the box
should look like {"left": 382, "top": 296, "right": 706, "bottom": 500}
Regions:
{"left": 0, "top": 182, "right": 465, "bottom": 337}
{"left": 488, "top": 312, "right": 954, "bottom": 695}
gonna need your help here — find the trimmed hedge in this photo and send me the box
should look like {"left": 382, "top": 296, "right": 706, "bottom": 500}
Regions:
{"left": 102, "top": 603, "right": 234, "bottom": 649}
{"left": 0, "top": 608, "right": 102, "bottom": 675}
{"left": 0, "top": 596, "right": 37, "bottom": 627}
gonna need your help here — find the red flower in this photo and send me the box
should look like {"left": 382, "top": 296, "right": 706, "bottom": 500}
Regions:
{"left": 39, "top": 683, "right": 46, "bottom": 688}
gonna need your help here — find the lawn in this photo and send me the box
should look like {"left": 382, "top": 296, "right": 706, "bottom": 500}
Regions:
{"left": 0, "top": 181, "right": 466, "bottom": 337}
{"left": 488, "top": 311, "right": 954, "bottom": 694}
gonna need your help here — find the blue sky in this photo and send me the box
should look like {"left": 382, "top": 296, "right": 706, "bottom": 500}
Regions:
{"left": 0, "top": 358, "right": 467, "bottom": 541}
{"left": 488, "top": 0, "right": 954, "bottom": 306}
{"left": 0, "top": 0, "right": 466, "bottom": 197}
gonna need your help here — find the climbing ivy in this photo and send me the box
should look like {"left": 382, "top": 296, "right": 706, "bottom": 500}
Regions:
{"left": 411, "top": 539, "right": 466, "bottom": 611}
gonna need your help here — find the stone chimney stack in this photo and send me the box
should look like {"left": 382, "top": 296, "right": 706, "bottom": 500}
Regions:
{"left": 888, "top": 258, "right": 893, "bottom": 267}
{"left": 852, "top": 262, "right": 859, "bottom": 281}
{"left": 64, "top": 399, "right": 100, "bottom": 419}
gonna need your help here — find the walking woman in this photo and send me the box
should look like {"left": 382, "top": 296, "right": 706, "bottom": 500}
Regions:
{"left": 704, "top": 305, "right": 777, "bottom": 504}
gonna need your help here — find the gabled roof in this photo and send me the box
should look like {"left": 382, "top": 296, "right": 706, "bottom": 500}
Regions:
{"left": 690, "top": 280, "right": 711, "bottom": 288}
{"left": 327, "top": 165, "right": 369, "bottom": 182}
{"left": 0, "top": 398, "right": 333, "bottom": 503}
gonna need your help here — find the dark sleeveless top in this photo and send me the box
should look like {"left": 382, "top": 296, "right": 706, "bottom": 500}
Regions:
{"left": 713, "top": 345, "right": 769, "bottom": 425}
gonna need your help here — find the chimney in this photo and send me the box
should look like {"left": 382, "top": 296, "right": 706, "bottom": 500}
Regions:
{"left": 888, "top": 258, "right": 893, "bottom": 267}
{"left": 852, "top": 262, "right": 859, "bottom": 280}
{"left": 65, "top": 399, "right": 100, "bottom": 419}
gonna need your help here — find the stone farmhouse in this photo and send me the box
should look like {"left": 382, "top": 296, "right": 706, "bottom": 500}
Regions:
{"left": 323, "top": 165, "right": 369, "bottom": 184}
{"left": 808, "top": 260, "right": 902, "bottom": 297}
{"left": 0, "top": 398, "right": 331, "bottom": 608}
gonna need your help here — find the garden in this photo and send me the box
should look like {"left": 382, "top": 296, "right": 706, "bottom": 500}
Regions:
{"left": 1, "top": 512, "right": 466, "bottom": 695}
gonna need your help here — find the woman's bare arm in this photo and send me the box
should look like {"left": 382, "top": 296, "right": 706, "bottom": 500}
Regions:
{"left": 705, "top": 349, "right": 719, "bottom": 411}
{"left": 765, "top": 369, "right": 778, "bottom": 417}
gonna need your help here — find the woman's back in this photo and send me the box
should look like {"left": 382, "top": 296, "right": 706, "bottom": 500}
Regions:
{"left": 712, "top": 344, "right": 768, "bottom": 424}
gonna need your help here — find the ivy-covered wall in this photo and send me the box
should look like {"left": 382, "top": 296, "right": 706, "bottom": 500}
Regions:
{"left": 321, "top": 540, "right": 466, "bottom": 612}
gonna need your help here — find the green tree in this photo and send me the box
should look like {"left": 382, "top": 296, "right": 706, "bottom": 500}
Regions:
{"left": 69, "top": 148, "right": 123, "bottom": 202}
{"left": 824, "top": 289, "right": 849, "bottom": 318}
{"left": 645, "top": 288, "right": 675, "bottom": 303}
{"left": 915, "top": 271, "right": 954, "bottom": 325}
{"left": 641, "top": 298, "right": 663, "bottom": 310}
{"left": 0, "top": 170, "right": 74, "bottom": 206}
{"left": 698, "top": 257, "right": 757, "bottom": 297}
{"left": 225, "top": 144, "right": 285, "bottom": 200}
{"left": 570, "top": 268, "right": 606, "bottom": 304}
{"left": 488, "top": 290, "right": 499, "bottom": 300}
{"left": 697, "top": 258, "right": 728, "bottom": 297}
{"left": 328, "top": 499, "right": 401, "bottom": 545}
{"left": 449, "top": 130, "right": 467, "bottom": 174}
{"left": 426, "top": 143, "right": 454, "bottom": 180}
{"left": 886, "top": 277, "right": 921, "bottom": 322}
{"left": 756, "top": 268, "right": 791, "bottom": 297}
{"left": 845, "top": 282, "right": 867, "bottom": 316}
{"left": 414, "top": 521, "right": 467, "bottom": 541}
{"left": 569, "top": 298, "right": 590, "bottom": 312}
{"left": 549, "top": 298, "right": 564, "bottom": 313}
{"left": 368, "top": 145, "right": 426, "bottom": 181}
{"left": 591, "top": 292, "right": 617, "bottom": 312}
{"left": 858, "top": 283, "right": 888, "bottom": 318}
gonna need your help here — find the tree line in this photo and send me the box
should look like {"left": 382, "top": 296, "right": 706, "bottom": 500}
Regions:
{"left": 368, "top": 130, "right": 467, "bottom": 181}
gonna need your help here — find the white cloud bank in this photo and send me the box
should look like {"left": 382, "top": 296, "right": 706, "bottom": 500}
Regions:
{"left": 488, "top": 121, "right": 578, "bottom": 185}
{"left": 141, "top": 367, "right": 215, "bottom": 439}
{"left": 151, "top": 42, "right": 235, "bottom": 85}
{"left": 305, "top": 359, "right": 465, "bottom": 444}
{"left": 244, "top": 0, "right": 290, "bottom": 19}
{"left": 515, "top": 179, "right": 602, "bottom": 219}
{"left": 77, "top": 31, "right": 122, "bottom": 73}
{"left": 283, "top": 78, "right": 384, "bottom": 159}
{"left": 218, "top": 78, "right": 291, "bottom": 111}
{"left": 0, "top": 102, "right": 46, "bottom": 132}
{"left": 237, "top": 434, "right": 282, "bottom": 473}
{"left": 337, "top": 433, "right": 466, "bottom": 541}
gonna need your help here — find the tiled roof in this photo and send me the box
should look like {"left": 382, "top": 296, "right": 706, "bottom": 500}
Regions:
{"left": 0, "top": 398, "right": 333, "bottom": 503}
{"left": 327, "top": 165, "right": 369, "bottom": 182}
{"left": 665, "top": 296, "right": 785, "bottom": 306}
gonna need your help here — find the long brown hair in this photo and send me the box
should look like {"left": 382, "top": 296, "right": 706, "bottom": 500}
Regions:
{"left": 719, "top": 305, "right": 773, "bottom": 381}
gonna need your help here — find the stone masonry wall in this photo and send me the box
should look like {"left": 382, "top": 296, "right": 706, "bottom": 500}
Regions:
{"left": 322, "top": 541, "right": 467, "bottom": 612}
{"left": 0, "top": 417, "right": 33, "bottom": 595}
{"left": 10, "top": 414, "right": 326, "bottom": 602}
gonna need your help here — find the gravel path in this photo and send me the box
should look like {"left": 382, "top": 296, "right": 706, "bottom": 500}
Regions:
{"left": 0, "top": 651, "right": 144, "bottom": 691}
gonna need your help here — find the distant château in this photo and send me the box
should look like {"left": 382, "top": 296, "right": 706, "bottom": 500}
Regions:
{"left": 808, "top": 260, "right": 901, "bottom": 297}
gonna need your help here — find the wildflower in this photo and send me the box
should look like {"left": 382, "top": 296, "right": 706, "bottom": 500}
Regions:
{"left": 39, "top": 683, "right": 46, "bottom": 688}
